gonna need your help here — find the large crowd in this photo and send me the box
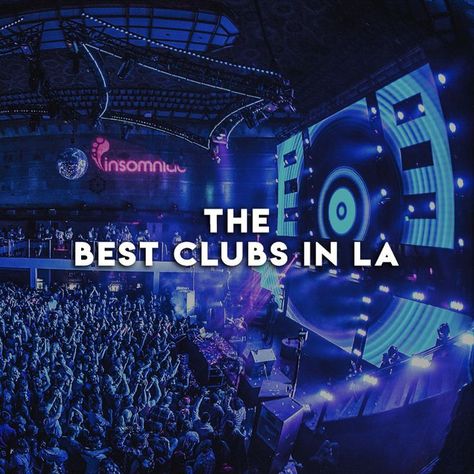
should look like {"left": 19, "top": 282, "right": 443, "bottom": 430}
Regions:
{"left": 0, "top": 283, "right": 249, "bottom": 473}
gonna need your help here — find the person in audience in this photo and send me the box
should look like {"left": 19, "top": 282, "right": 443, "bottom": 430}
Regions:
{"left": 436, "top": 322, "right": 450, "bottom": 346}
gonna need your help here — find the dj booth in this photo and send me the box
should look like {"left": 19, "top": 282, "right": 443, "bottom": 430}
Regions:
{"left": 186, "top": 331, "right": 243, "bottom": 387}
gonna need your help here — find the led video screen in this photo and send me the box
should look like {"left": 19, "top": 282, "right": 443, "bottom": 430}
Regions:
{"left": 275, "top": 64, "right": 465, "bottom": 363}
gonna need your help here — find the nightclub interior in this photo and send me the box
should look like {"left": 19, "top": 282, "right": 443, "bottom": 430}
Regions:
{"left": 0, "top": 1, "right": 473, "bottom": 473}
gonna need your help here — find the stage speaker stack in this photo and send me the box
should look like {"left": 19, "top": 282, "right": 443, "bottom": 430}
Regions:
{"left": 238, "top": 367, "right": 292, "bottom": 407}
{"left": 244, "top": 348, "right": 276, "bottom": 378}
{"left": 258, "top": 377, "right": 292, "bottom": 403}
{"left": 249, "top": 397, "right": 305, "bottom": 474}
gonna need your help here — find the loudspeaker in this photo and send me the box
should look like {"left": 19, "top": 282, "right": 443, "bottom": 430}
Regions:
{"left": 250, "top": 397, "right": 305, "bottom": 474}
{"left": 238, "top": 374, "right": 264, "bottom": 407}
{"left": 258, "top": 378, "right": 292, "bottom": 403}
{"left": 245, "top": 348, "right": 276, "bottom": 377}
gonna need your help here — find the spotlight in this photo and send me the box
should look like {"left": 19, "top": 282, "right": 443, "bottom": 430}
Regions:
{"left": 437, "top": 73, "right": 446, "bottom": 85}
{"left": 362, "top": 296, "right": 372, "bottom": 304}
{"left": 351, "top": 272, "right": 361, "bottom": 280}
{"left": 357, "top": 329, "right": 367, "bottom": 337}
{"left": 376, "top": 145, "right": 383, "bottom": 154}
{"left": 309, "top": 230, "right": 314, "bottom": 237}
{"left": 380, "top": 233, "right": 386, "bottom": 241}
{"left": 408, "top": 205, "right": 415, "bottom": 213}
{"left": 380, "top": 188, "right": 388, "bottom": 197}
{"left": 418, "top": 104, "right": 425, "bottom": 113}
{"left": 378, "top": 285, "right": 389, "bottom": 293}
{"left": 359, "top": 314, "right": 369, "bottom": 322}
{"left": 449, "top": 301, "right": 464, "bottom": 311}
{"left": 412, "top": 291, "right": 425, "bottom": 301}
{"left": 397, "top": 111, "right": 404, "bottom": 120}
{"left": 319, "top": 390, "right": 334, "bottom": 402}
{"left": 328, "top": 269, "right": 338, "bottom": 276}
{"left": 275, "top": 178, "right": 278, "bottom": 183}
{"left": 295, "top": 212, "right": 300, "bottom": 218}
{"left": 370, "top": 106, "right": 377, "bottom": 114}
{"left": 460, "top": 332, "right": 474, "bottom": 346}
{"left": 429, "top": 201, "right": 436, "bottom": 210}
{"left": 458, "top": 238, "right": 465, "bottom": 248}
{"left": 362, "top": 374, "right": 378, "bottom": 386}
{"left": 309, "top": 167, "right": 314, "bottom": 174}
{"left": 411, "top": 356, "right": 430, "bottom": 369}
{"left": 448, "top": 122, "right": 457, "bottom": 133}
{"left": 304, "top": 137, "right": 310, "bottom": 145}
{"left": 353, "top": 348, "right": 362, "bottom": 357}
{"left": 310, "top": 198, "right": 315, "bottom": 205}
{"left": 456, "top": 178, "right": 464, "bottom": 189}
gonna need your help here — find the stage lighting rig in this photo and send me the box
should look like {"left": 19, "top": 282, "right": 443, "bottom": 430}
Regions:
{"left": 61, "top": 15, "right": 293, "bottom": 149}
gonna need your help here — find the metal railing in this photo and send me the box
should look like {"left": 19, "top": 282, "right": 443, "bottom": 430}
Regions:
{"left": 0, "top": 239, "right": 171, "bottom": 261}
{"left": 310, "top": 332, "right": 473, "bottom": 425}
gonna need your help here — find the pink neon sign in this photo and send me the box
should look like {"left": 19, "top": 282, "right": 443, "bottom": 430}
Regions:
{"left": 91, "top": 137, "right": 186, "bottom": 174}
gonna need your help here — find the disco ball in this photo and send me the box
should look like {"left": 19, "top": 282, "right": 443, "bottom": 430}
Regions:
{"left": 57, "top": 147, "right": 89, "bottom": 180}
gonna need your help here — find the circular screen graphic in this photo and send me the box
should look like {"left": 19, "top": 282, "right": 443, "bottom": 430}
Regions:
{"left": 328, "top": 187, "right": 357, "bottom": 235}
{"left": 318, "top": 166, "right": 371, "bottom": 241}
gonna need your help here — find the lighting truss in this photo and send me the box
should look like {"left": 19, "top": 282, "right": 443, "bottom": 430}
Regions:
{"left": 0, "top": 20, "right": 80, "bottom": 125}
{"left": 0, "top": 14, "right": 293, "bottom": 148}
{"left": 60, "top": 16, "right": 293, "bottom": 148}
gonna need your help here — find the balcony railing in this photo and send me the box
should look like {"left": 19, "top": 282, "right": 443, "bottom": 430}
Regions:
{"left": 309, "top": 332, "right": 473, "bottom": 425}
{"left": 0, "top": 239, "right": 171, "bottom": 261}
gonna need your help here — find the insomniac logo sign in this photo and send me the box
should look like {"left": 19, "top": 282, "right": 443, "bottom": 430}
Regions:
{"left": 91, "top": 137, "right": 186, "bottom": 174}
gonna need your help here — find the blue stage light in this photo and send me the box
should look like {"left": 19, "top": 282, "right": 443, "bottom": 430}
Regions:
{"left": 460, "top": 333, "right": 474, "bottom": 346}
{"left": 370, "top": 106, "right": 377, "bottom": 114}
{"left": 456, "top": 178, "right": 464, "bottom": 189}
{"left": 376, "top": 145, "right": 383, "bottom": 153}
{"left": 353, "top": 348, "right": 362, "bottom": 357}
{"left": 362, "top": 296, "right": 372, "bottom": 304}
{"left": 458, "top": 238, "right": 465, "bottom": 247}
{"left": 437, "top": 73, "right": 446, "bottom": 85}
{"left": 448, "top": 122, "right": 457, "bottom": 133}
{"left": 397, "top": 111, "right": 404, "bottom": 120}
{"left": 449, "top": 301, "right": 464, "bottom": 311}
{"left": 309, "top": 167, "right": 314, "bottom": 174}
{"left": 412, "top": 291, "right": 425, "bottom": 301}
{"left": 429, "top": 201, "right": 436, "bottom": 210}
{"left": 350, "top": 272, "right": 361, "bottom": 280}
{"left": 328, "top": 269, "right": 338, "bottom": 276}
{"left": 380, "top": 233, "right": 386, "bottom": 241}
{"left": 378, "top": 285, "right": 390, "bottom": 293}
{"left": 362, "top": 374, "right": 378, "bottom": 386}
{"left": 380, "top": 188, "right": 388, "bottom": 197}
{"left": 310, "top": 198, "right": 315, "bottom": 205}
{"left": 319, "top": 390, "right": 334, "bottom": 401}
{"left": 359, "top": 314, "right": 369, "bottom": 322}
{"left": 411, "top": 356, "right": 430, "bottom": 368}
{"left": 408, "top": 204, "right": 415, "bottom": 213}
{"left": 309, "top": 230, "right": 314, "bottom": 237}
{"left": 357, "top": 328, "right": 367, "bottom": 337}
